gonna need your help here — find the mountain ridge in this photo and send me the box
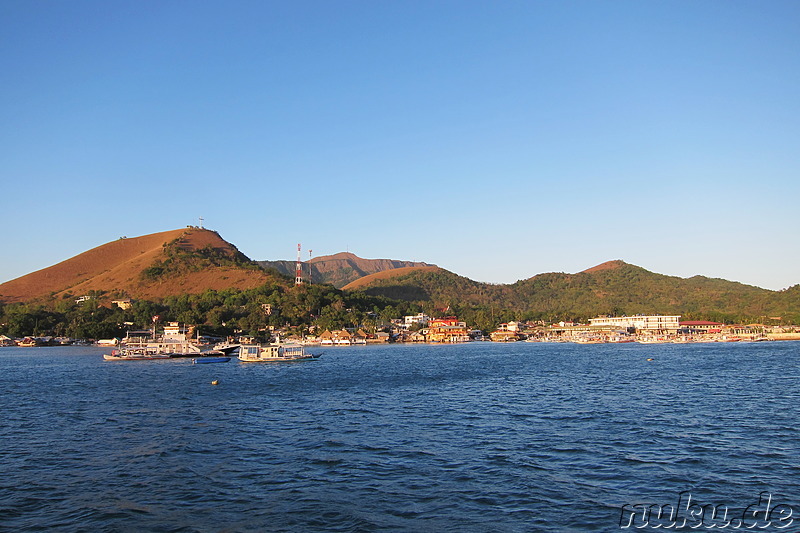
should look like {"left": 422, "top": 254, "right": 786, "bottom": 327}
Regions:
{"left": 257, "top": 254, "right": 436, "bottom": 288}
{"left": 1, "top": 230, "right": 797, "bottom": 324}
{"left": 343, "top": 260, "right": 800, "bottom": 324}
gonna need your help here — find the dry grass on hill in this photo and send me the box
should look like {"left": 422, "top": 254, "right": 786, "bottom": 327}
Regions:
{"left": 0, "top": 228, "right": 276, "bottom": 302}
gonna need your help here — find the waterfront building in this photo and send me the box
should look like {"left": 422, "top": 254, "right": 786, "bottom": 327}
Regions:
{"left": 588, "top": 315, "right": 681, "bottom": 334}
{"left": 428, "top": 317, "right": 470, "bottom": 343}
{"left": 490, "top": 329, "right": 520, "bottom": 342}
{"left": 679, "top": 321, "right": 723, "bottom": 334}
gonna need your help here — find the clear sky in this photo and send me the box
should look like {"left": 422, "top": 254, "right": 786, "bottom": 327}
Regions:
{"left": 2, "top": 1, "right": 798, "bottom": 290}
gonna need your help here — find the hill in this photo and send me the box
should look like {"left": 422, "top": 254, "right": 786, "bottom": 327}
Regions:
{"left": 257, "top": 252, "right": 435, "bottom": 288}
{"left": 0, "top": 228, "right": 288, "bottom": 303}
{"left": 343, "top": 266, "right": 442, "bottom": 292}
{"left": 344, "top": 260, "right": 800, "bottom": 324}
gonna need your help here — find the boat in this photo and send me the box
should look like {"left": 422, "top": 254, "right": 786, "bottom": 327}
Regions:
{"left": 96, "top": 338, "right": 120, "bottom": 347}
{"left": 238, "top": 343, "right": 322, "bottom": 363}
{"left": 192, "top": 356, "right": 231, "bottom": 364}
{"left": 103, "top": 323, "right": 237, "bottom": 361}
{"left": 103, "top": 348, "right": 171, "bottom": 361}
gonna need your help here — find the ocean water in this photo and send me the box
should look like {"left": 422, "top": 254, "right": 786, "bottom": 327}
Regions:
{"left": 1, "top": 341, "right": 798, "bottom": 532}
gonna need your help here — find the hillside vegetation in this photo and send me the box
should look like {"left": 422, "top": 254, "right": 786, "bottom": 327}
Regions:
{"left": 345, "top": 260, "right": 800, "bottom": 327}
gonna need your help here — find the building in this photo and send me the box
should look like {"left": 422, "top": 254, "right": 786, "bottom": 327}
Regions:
{"left": 588, "top": 315, "right": 682, "bottom": 334}
{"left": 112, "top": 298, "right": 132, "bottom": 310}
{"left": 490, "top": 329, "right": 520, "bottom": 342}
{"left": 318, "top": 329, "right": 354, "bottom": 345}
{"left": 427, "top": 317, "right": 470, "bottom": 343}
{"left": 679, "top": 321, "right": 723, "bottom": 334}
{"left": 403, "top": 313, "right": 431, "bottom": 328}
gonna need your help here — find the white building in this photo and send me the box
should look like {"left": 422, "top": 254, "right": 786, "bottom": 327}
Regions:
{"left": 403, "top": 313, "right": 430, "bottom": 327}
{"left": 588, "top": 315, "right": 681, "bottom": 333}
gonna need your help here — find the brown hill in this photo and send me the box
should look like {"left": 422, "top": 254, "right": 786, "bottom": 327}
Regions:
{"left": 581, "top": 260, "right": 626, "bottom": 274}
{"left": 342, "top": 266, "right": 441, "bottom": 291}
{"left": 0, "top": 228, "right": 281, "bottom": 303}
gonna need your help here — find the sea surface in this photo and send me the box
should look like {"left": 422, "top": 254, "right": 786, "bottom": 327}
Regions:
{"left": 1, "top": 341, "right": 798, "bottom": 532}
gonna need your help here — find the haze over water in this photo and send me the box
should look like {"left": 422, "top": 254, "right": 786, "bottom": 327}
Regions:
{"left": 1, "top": 342, "right": 798, "bottom": 531}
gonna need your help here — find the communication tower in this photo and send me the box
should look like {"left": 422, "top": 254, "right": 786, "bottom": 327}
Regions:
{"left": 308, "top": 249, "right": 313, "bottom": 285}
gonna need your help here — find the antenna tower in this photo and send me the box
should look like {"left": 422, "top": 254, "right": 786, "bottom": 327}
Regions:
{"left": 308, "top": 249, "right": 313, "bottom": 285}
{"left": 295, "top": 243, "right": 303, "bottom": 285}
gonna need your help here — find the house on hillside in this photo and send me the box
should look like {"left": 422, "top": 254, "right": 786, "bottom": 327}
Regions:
{"left": 402, "top": 313, "right": 430, "bottom": 329}
{"left": 112, "top": 298, "right": 132, "bottom": 310}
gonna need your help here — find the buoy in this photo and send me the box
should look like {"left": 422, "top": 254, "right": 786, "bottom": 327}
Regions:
{"left": 646, "top": 358, "right": 654, "bottom": 362}
{"left": 211, "top": 380, "right": 219, "bottom": 385}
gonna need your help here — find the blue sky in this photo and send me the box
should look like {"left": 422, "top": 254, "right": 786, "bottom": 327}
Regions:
{"left": 2, "top": 1, "right": 798, "bottom": 290}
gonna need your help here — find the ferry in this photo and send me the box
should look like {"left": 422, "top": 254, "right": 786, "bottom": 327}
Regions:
{"left": 103, "top": 322, "right": 236, "bottom": 361}
{"left": 238, "top": 344, "right": 322, "bottom": 363}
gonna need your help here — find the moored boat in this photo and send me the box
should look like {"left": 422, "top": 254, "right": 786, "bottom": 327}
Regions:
{"left": 103, "top": 348, "right": 171, "bottom": 361}
{"left": 238, "top": 343, "right": 321, "bottom": 362}
{"left": 192, "top": 356, "right": 231, "bottom": 364}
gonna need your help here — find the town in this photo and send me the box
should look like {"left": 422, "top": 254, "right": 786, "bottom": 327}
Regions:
{"left": 3, "top": 313, "right": 799, "bottom": 348}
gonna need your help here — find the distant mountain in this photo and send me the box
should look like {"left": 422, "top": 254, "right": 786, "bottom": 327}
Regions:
{"left": 0, "top": 228, "right": 288, "bottom": 303}
{"left": 257, "top": 252, "right": 436, "bottom": 288}
{"left": 342, "top": 259, "right": 800, "bottom": 324}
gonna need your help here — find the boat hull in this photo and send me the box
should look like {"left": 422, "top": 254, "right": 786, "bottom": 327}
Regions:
{"left": 103, "top": 353, "right": 171, "bottom": 361}
{"left": 192, "top": 357, "right": 231, "bottom": 364}
{"left": 239, "top": 355, "right": 317, "bottom": 362}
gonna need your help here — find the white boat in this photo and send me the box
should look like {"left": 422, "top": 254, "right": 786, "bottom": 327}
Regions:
{"left": 103, "top": 348, "right": 172, "bottom": 361}
{"left": 97, "top": 338, "right": 120, "bottom": 347}
{"left": 238, "top": 344, "right": 322, "bottom": 363}
{"left": 104, "top": 323, "right": 236, "bottom": 361}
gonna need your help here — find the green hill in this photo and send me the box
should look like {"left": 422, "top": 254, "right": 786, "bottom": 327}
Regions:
{"left": 345, "top": 260, "right": 800, "bottom": 327}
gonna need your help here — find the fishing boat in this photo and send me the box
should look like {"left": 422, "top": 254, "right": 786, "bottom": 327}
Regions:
{"left": 238, "top": 343, "right": 322, "bottom": 363}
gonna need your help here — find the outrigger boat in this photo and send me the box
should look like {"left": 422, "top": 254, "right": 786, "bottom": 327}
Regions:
{"left": 238, "top": 344, "right": 322, "bottom": 363}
